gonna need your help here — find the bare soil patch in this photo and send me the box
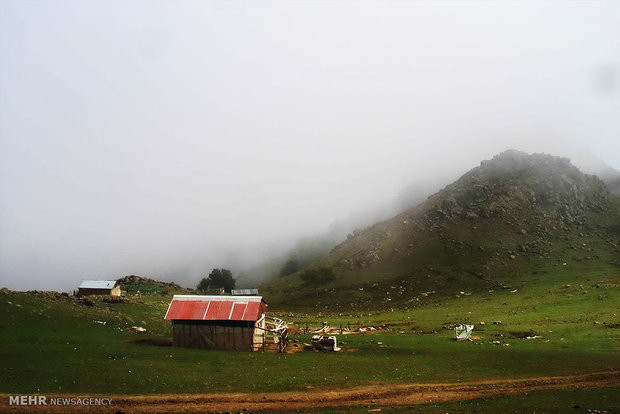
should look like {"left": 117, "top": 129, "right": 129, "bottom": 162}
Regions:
{"left": 2, "top": 371, "right": 618, "bottom": 413}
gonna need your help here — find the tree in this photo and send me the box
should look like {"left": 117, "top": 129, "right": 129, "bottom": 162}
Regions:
{"left": 197, "top": 268, "right": 236, "bottom": 293}
{"left": 279, "top": 256, "right": 299, "bottom": 278}
{"left": 196, "top": 277, "right": 210, "bottom": 291}
{"left": 299, "top": 267, "right": 335, "bottom": 294}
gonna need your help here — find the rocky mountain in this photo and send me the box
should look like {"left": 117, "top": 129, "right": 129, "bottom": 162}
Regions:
{"left": 262, "top": 150, "right": 619, "bottom": 309}
{"left": 423, "top": 150, "right": 608, "bottom": 232}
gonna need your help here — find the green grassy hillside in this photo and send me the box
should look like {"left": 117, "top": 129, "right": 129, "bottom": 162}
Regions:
{"left": 262, "top": 150, "right": 620, "bottom": 310}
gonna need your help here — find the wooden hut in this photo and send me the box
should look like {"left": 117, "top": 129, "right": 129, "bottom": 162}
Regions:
{"left": 77, "top": 280, "right": 121, "bottom": 296}
{"left": 164, "top": 295, "right": 268, "bottom": 351}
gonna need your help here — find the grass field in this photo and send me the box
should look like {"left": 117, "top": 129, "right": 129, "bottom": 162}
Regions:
{"left": 1, "top": 262, "right": 618, "bottom": 403}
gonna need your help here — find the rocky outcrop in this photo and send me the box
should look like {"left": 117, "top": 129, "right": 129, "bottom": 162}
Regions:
{"left": 116, "top": 275, "right": 183, "bottom": 289}
{"left": 423, "top": 150, "right": 609, "bottom": 229}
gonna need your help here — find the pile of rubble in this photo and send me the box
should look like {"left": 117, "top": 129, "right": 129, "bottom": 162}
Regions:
{"left": 309, "top": 323, "right": 389, "bottom": 335}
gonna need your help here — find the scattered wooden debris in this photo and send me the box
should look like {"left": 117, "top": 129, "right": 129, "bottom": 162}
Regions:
{"left": 310, "top": 324, "right": 388, "bottom": 335}
{"left": 256, "top": 317, "right": 290, "bottom": 352}
{"left": 127, "top": 326, "right": 146, "bottom": 333}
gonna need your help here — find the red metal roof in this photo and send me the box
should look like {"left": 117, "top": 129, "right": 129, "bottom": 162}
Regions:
{"left": 164, "top": 295, "right": 265, "bottom": 321}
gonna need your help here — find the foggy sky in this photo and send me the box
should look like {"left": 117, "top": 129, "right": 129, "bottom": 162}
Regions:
{"left": 1, "top": 1, "right": 619, "bottom": 291}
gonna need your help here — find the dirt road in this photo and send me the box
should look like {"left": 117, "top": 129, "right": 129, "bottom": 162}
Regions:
{"left": 2, "top": 371, "right": 619, "bottom": 413}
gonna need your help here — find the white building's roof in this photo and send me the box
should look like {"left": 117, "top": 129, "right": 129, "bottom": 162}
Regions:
{"left": 231, "top": 289, "right": 259, "bottom": 295}
{"left": 78, "top": 280, "right": 117, "bottom": 289}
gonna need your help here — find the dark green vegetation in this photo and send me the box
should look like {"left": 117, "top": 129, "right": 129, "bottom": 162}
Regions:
{"left": 279, "top": 256, "right": 300, "bottom": 278}
{"left": 197, "top": 268, "right": 236, "bottom": 292}
{"left": 299, "top": 267, "right": 335, "bottom": 291}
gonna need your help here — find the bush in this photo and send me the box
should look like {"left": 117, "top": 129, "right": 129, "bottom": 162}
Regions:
{"left": 299, "top": 267, "right": 335, "bottom": 291}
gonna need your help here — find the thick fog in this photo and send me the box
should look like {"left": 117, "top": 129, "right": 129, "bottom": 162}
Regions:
{"left": 1, "top": 1, "right": 619, "bottom": 291}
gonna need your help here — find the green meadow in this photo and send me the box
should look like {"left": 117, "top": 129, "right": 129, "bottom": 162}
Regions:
{"left": 1, "top": 264, "right": 618, "bottom": 401}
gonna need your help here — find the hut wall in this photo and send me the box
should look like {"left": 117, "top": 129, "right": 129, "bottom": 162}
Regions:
{"left": 78, "top": 288, "right": 113, "bottom": 296}
{"left": 172, "top": 320, "right": 257, "bottom": 351}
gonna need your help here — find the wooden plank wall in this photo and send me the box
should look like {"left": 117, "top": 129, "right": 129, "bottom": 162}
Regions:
{"left": 252, "top": 327, "right": 265, "bottom": 352}
{"left": 78, "top": 288, "right": 114, "bottom": 296}
{"left": 172, "top": 322, "right": 256, "bottom": 351}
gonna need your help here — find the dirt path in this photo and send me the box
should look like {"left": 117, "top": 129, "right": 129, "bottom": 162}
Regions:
{"left": 2, "top": 371, "right": 619, "bottom": 413}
